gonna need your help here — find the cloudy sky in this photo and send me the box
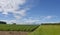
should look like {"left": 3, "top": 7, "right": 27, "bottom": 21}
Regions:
{"left": 0, "top": 0, "right": 60, "bottom": 24}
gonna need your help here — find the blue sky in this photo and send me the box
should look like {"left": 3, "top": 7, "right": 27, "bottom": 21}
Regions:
{"left": 0, "top": 0, "right": 60, "bottom": 24}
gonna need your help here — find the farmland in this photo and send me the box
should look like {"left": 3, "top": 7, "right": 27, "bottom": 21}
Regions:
{"left": 28, "top": 24, "right": 60, "bottom": 35}
{"left": 0, "top": 23, "right": 60, "bottom": 35}
{"left": 0, "top": 24, "right": 39, "bottom": 35}
{"left": 0, "top": 24, "right": 39, "bottom": 32}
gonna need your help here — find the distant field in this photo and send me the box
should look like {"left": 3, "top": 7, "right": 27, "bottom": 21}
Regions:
{"left": 0, "top": 24, "right": 39, "bottom": 32}
{"left": 28, "top": 25, "right": 60, "bottom": 35}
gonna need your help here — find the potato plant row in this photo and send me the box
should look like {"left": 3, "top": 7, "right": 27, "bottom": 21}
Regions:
{"left": 0, "top": 24, "right": 39, "bottom": 32}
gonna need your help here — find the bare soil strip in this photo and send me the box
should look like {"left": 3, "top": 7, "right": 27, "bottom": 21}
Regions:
{"left": 0, "top": 31, "right": 28, "bottom": 35}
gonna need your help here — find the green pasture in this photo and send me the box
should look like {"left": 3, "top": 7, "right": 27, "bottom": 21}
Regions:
{"left": 28, "top": 25, "right": 60, "bottom": 35}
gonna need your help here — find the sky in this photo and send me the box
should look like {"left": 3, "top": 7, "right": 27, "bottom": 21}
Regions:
{"left": 0, "top": 0, "right": 60, "bottom": 24}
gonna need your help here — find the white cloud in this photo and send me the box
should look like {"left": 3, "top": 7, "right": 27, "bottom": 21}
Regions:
{"left": 0, "top": 0, "right": 58, "bottom": 24}
{"left": 44, "top": 16, "right": 52, "bottom": 19}
{"left": 18, "top": 18, "right": 41, "bottom": 24}
{"left": 0, "top": 16, "right": 58, "bottom": 24}
{"left": 0, "top": 0, "right": 39, "bottom": 24}
{"left": 41, "top": 16, "right": 54, "bottom": 20}
{"left": 15, "top": 16, "right": 57, "bottom": 24}
{"left": 48, "top": 16, "right": 52, "bottom": 18}
{"left": 13, "top": 9, "right": 28, "bottom": 19}
{"left": 0, "top": 0, "right": 29, "bottom": 19}
{"left": 24, "top": 19, "right": 40, "bottom": 23}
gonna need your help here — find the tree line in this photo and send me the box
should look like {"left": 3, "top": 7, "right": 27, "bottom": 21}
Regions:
{"left": 41, "top": 23, "right": 60, "bottom": 25}
{"left": 0, "top": 21, "right": 6, "bottom": 24}
{"left": 0, "top": 21, "right": 16, "bottom": 25}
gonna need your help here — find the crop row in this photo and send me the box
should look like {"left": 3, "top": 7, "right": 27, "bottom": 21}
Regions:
{"left": 0, "top": 24, "right": 39, "bottom": 32}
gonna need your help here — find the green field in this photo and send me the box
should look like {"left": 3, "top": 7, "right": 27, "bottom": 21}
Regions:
{"left": 28, "top": 25, "right": 60, "bottom": 35}
{"left": 0, "top": 24, "right": 39, "bottom": 32}
{"left": 0, "top": 24, "right": 60, "bottom": 35}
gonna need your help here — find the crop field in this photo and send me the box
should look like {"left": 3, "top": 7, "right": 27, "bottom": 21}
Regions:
{"left": 0, "top": 24, "right": 60, "bottom": 35}
{"left": 0, "top": 24, "right": 39, "bottom": 32}
{"left": 28, "top": 25, "right": 60, "bottom": 35}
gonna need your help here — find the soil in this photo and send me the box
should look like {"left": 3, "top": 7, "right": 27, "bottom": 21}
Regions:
{"left": 0, "top": 31, "right": 28, "bottom": 35}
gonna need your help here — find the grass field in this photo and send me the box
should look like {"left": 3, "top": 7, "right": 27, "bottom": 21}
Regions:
{"left": 0, "top": 24, "right": 39, "bottom": 32}
{"left": 28, "top": 25, "right": 60, "bottom": 35}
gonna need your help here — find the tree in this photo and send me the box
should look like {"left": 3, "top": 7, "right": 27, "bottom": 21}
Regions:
{"left": 0, "top": 21, "right": 7, "bottom": 24}
{"left": 12, "top": 23, "right": 16, "bottom": 25}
